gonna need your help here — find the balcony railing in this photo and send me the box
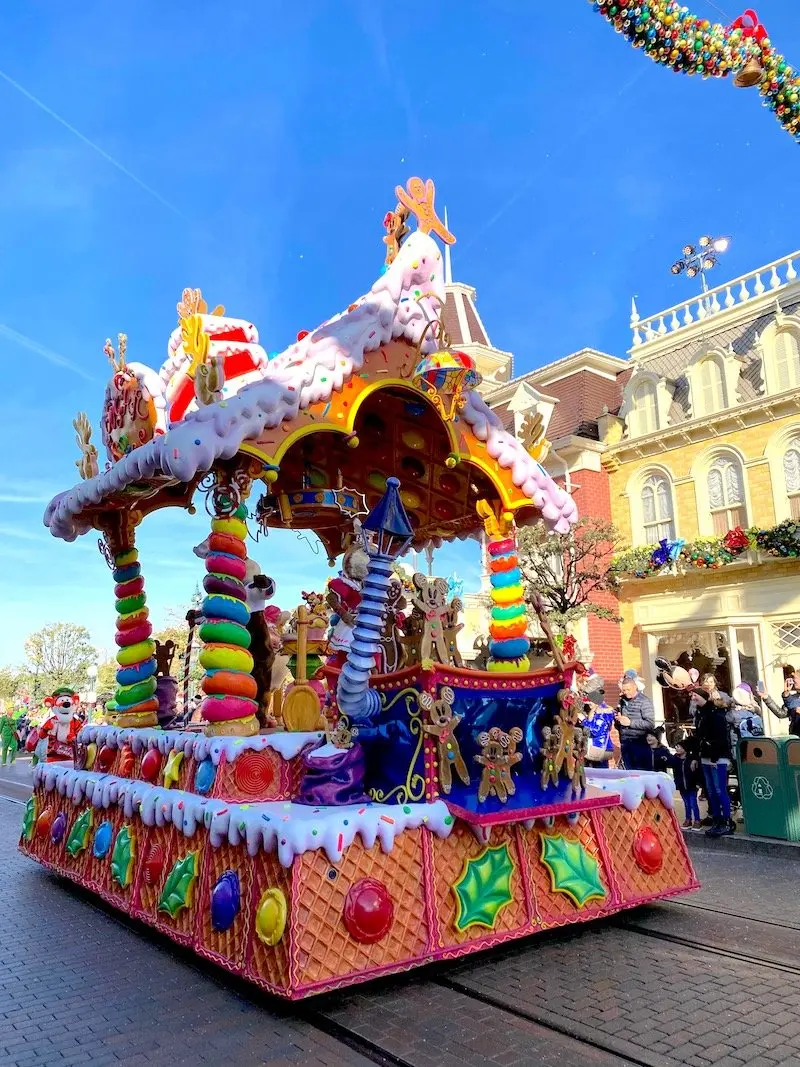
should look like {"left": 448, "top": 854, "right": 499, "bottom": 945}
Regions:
{"left": 631, "top": 251, "right": 800, "bottom": 349}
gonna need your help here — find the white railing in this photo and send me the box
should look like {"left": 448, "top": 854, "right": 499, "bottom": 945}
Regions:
{"left": 631, "top": 252, "right": 800, "bottom": 349}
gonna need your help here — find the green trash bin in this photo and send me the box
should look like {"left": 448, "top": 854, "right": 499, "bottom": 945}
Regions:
{"left": 781, "top": 738, "right": 800, "bottom": 840}
{"left": 738, "top": 737, "right": 800, "bottom": 840}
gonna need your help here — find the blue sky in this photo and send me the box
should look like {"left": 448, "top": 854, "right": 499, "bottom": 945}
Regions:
{"left": 1, "top": 0, "right": 799, "bottom": 666}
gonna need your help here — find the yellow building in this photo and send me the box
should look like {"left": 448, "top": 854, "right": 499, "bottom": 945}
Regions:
{"left": 604, "top": 251, "right": 800, "bottom": 735}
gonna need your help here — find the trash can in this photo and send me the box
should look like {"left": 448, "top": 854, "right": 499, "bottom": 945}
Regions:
{"left": 738, "top": 737, "right": 800, "bottom": 840}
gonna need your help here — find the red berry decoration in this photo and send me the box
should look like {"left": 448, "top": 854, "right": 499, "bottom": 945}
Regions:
{"left": 143, "top": 843, "right": 165, "bottom": 886}
{"left": 343, "top": 878, "right": 394, "bottom": 944}
{"left": 233, "top": 751, "right": 274, "bottom": 797}
{"left": 140, "top": 748, "right": 163, "bottom": 783}
{"left": 97, "top": 745, "right": 116, "bottom": 772}
{"left": 633, "top": 826, "right": 664, "bottom": 875}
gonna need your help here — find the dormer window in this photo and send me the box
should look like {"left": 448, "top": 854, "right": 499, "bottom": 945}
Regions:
{"left": 774, "top": 329, "right": 800, "bottom": 391}
{"left": 697, "top": 357, "right": 726, "bottom": 415}
{"left": 631, "top": 380, "right": 658, "bottom": 435}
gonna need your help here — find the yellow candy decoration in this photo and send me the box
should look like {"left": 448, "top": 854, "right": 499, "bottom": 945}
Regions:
{"left": 211, "top": 516, "right": 248, "bottom": 540}
{"left": 199, "top": 645, "right": 255, "bottom": 673}
{"left": 255, "top": 887, "right": 287, "bottom": 946}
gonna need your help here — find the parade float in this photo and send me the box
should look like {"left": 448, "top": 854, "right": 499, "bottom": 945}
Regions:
{"left": 20, "top": 179, "right": 697, "bottom": 999}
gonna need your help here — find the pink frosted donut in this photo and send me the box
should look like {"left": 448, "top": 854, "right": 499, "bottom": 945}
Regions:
{"left": 201, "top": 694, "right": 257, "bottom": 722}
{"left": 206, "top": 553, "right": 247, "bottom": 582}
{"left": 114, "top": 576, "right": 144, "bottom": 599}
{"left": 115, "top": 621, "right": 152, "bottom": 646}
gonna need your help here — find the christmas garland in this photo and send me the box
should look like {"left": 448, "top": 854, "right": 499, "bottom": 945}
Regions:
{"left": 612, "top": 520, "right": 800, "bottom": 578}
{"left": 589, "top": 3, "right": 800, "bottom": 143}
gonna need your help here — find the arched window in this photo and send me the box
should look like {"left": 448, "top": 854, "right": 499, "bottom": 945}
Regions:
{"left": 641, "top": 473, "right": 675, "bottom": 543}
{"left": 784, "top": 441, "right": 800, "bottom": 520}
{"left": 707, "top": 455, "right": 747, "bottom": 535}
{"left": 774, "top": 330, "right": 800, "bottom": 391}
{"left": 697, "top": 358, "right": 726, "bottom": 415}
{"left": 632, "top": 381, "right": 658, "bottom": 436}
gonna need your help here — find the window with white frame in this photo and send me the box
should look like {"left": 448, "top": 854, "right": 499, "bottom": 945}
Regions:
{"left": 641, "top": 472, "right": 675, "bottom": 543}
{"left": 707, "top": 454, "right": 747, "bottom": 535}
{"left": 774, "top": 329, "right": 800, "bottom": 391}
{"left": 631, "top": 380, "right": 658, "bottom": 436}
{"left": 784, "top": 440, "right": 800, "bottom": 520}
{"left": 696, "top": 357, "right": 726, "bottom": 415}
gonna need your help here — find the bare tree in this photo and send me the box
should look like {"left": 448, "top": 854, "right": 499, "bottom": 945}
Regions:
{"left": 517, "top": 518, "right": 624, "bottom": 635}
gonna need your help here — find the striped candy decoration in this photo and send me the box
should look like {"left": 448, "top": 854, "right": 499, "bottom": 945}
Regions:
{"left": 199, "top": 504, "right": 259, "bottom": 737}
{"left": 112, "top": 547, "right": 159, "bottom": 727}
{"left": 486, "top": 535, "right": 531, "bottom": 673}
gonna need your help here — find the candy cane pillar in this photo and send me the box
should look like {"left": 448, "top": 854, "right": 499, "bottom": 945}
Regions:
{"left": 112, "top": 540, "right": 159, "bottom": 728}
{"left": 199, "top": 502, "right": 259, "bottom": 737}
{"left": 486, "top": 514, "right": 531, "bottom": 674}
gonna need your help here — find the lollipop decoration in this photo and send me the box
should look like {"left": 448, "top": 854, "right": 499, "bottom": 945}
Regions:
{"left": 113, "top": 547, "right": 159, "bottom": 728}
{"left": 589, "top": 3, "right": 800, "bottom": 144}
{"left": 476, "top": 501, "right": 531, "bottom": 674}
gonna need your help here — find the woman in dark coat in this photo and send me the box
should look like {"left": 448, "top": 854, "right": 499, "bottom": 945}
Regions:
{"left": 694, "top": 698, "right": 734, "bottom": 837}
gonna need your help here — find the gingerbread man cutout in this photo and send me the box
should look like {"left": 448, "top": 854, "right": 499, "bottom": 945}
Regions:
{"left": 475, "top": 726, "right": 523, "bottom": 803}
{"left": 419, "top": 685, "right": 469, "bottom": 794}
{"left": 410, "top": 573, "right": 450, "bottom": 667}
{"left": 394, "top": 178, "right": 455, "bottom": 244}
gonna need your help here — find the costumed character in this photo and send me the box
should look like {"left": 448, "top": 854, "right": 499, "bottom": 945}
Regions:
{"left": 325, "top": 536, "right": 369, "bottom": 669}
{"left": 26, "top": 688, "right": 81, "bottom": 763}
{"left": 153, "top": 638, "right": 178, "bottom": 729}
{"left": 0, "top": 710, "right": 18, "bottom": 766}
{"left": 243, "top": 558, "right": 278, "bottom": 729}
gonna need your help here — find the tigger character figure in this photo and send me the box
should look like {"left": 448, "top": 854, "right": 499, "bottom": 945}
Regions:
{"left": 419, "top": 685, "right": 469, "bottom": 794}
{"left": 26, "top": 688, "right": 81, "bottom": 764}
{"left": 475, "top": 725, "right": 523, "bottom": 803}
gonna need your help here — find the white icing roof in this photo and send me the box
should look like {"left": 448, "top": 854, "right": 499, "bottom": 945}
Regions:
{"left": 45, "top": 231, "right": 577, "bottom": 542}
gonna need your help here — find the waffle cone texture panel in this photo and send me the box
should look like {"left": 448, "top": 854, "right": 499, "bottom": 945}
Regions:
{"left": 19, "top": 780, "right": 697, "bottom": 999}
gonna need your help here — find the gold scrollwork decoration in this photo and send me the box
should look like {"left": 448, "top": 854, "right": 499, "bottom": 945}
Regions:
{"left": 368, "top": 688, "right": 426, "bottom": 805}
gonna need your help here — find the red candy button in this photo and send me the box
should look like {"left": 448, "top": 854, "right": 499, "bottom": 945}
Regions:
{"left": 343, "top": 878, "right": 394, "bottom": 944}
{"left": 140, "top": 748, "right": 163, "bottom": 783}
{"left": 633, "top": 826, "right": 663, "bottom": 874}
{"left": 97, "top": 745, "right": 116, "bottom": 772}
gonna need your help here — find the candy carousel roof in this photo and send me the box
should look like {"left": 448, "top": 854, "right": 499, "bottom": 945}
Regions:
{"left": 45, "top": 194, "right": 577, "bottom": 543}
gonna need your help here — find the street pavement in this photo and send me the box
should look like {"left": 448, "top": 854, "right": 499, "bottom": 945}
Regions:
{"left": 3, "top": 792, "right": 800, "bottom": 1066}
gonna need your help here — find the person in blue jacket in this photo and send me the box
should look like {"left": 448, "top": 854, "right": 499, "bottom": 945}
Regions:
{"left": 580, "top": 676, "right": 615, "bottom": 767}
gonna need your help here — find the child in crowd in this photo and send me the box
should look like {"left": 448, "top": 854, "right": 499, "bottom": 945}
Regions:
{"left": 580, "top": 676, "right": 616, "bottom": 767}
{"left": 644, "top": 729, "right": 671, "bottom": 772}
{"left": 729, "top": 683, "right": 764, "bottom": 744}
{"left": 670, "top": 739, "right": 702, "bottom": 829}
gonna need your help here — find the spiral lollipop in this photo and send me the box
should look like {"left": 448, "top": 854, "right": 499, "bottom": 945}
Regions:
{"left": 199, "top": 503, "right": 259, "bottom": 736}
{"left": 113, "top": 548, "right": 159, "bottom": 727}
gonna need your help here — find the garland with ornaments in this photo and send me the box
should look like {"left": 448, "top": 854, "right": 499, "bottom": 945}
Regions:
{"left": 612, "top": 520, "right": 800, "bottom": 579}
{"left": 589, "top": 4, "right": 800, "bottom": 143}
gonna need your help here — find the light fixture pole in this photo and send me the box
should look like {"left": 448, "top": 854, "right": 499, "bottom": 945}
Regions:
{"left": 671, "top": 235, "right": 731, "bottom": 295}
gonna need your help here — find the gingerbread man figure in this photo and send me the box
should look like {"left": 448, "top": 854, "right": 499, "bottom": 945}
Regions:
{"left": 475, "top": 726, "right": 523, "bottom": 803}
{"left": 394, "top": 178, "right": 456, "bottom": 244}
{"left": 410, "top": 574, "right": 450, "bottom": 667}
{"left": 419, "top": 685, "right": 469, "bottom": 794}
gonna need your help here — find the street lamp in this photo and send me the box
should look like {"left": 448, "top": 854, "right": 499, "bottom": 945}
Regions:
{"left": 670, "top": 235, "right": 731, "bottom": 294}
{"left": 86, "top": 664, "right": 98, "bottom": 722}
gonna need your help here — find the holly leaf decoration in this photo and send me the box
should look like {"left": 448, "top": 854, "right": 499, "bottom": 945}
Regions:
{"left": 158, "top": 851, "right": 199, "bottom": 918}
{"left": 453, "top": 842, "right": 515, "bottom": 931}
{"left": 22, "top": 796, "right": 37, "bottom": 842}
{"left": 539, "top": 833, "right": 606, "bottom": 908}
{"left": 110, "top": 825, "right": 135, "bottom": 889}
{"left": 66, "top": 808, "right": 93, "bottom": 857}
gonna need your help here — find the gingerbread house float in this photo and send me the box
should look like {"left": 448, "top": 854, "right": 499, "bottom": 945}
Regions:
{"left": 21, "top": 179, "right": 697, "bottom": 999}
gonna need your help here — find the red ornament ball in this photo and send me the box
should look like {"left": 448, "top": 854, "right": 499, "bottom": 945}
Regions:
{"left": 343, "top": 878, "right": 394, "bottom": 944}
{"left": 633, "top": 826, "right": 664, "bottom": 874}
{"left": 233, "top": 750, "right": 274, "bottom": 797}
{"left": 140, "top": 748, "right": 163, "bottom": 783}
{"left": 97, "top": 745, "right": 116, "bottom": 772}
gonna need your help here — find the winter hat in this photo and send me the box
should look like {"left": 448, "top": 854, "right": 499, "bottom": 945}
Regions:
{"left": 733, "top": 684, "right": 755, "bottom": 708}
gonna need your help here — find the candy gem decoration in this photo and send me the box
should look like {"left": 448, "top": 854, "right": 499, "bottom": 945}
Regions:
{"left": 233, "top": 750, "right": 274, "bottom": 797}
{"left": 162, "top": 749, "right": 184, "bottom": 790}
{"left": 199, "top": 504, "right": 260, "bottom": 737}
{"left": 539, "top": 833, "right": 606, "bottom": 908}
{"left": 254, "top": 887, "right": 288, "bottom": 946}
{"left": 452, "top": 843, "right": 516, "bottom": 932}
{"left": 143, "top": 842, "right": 165, "bottom": 886}
{"left": 66, "top": 808, "right": 94, "bottom": 858}
{"left": 194, "top": 758, "right": 216, "bottom": 795}
{"left": 22, "top": 796, "right": 37, "bottom": 842}
{"left": 343, "top": 878, "right": 395, "bottom": 944}
{"left": 476, "top": 502, "right": 530, "bottom": 673}
{"left": 118, "top": 745, "right": 135, "bottom": 778}
{"left": 50, "top": 812, "right": 67, "bottom": 846}
{"left": 85, "top": 742, "right": 98, "bottom": 770}
{"left": 589, "top": 2, "right": 800, "bottom": 145}
{"left": 111, "top": 825, "right": 136, "bottom": 889}
{"left": 140, "top": 748, "right": 163, "bottom": 783}
{"left": 92, "top": 820, "right": 114, "bottom": 860}
{"left": 96, "top": 744, "right": 116, "bottom": 772}
{"left": 35, "top": 808, "right": 54, "bottom": 840}
{"left": 158, "top": 851, "right": 199, "bottom": 918}
{"left": 112, "top": 545, "right": 159, "bottom": 728}
{"left": 633, "top": 826, "right": 664, "bottom": 875}
{"left": 210, "top": 870, "right": 241, "bottom": 932}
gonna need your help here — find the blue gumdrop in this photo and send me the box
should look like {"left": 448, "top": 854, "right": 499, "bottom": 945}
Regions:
{"left": 195, "top": 758, "right": 216, "bottom": 795}
{"left": 211, "top": 870, "right": 241, "bottom": 932}
{"left": 93, "top": 820, "right": 113, "bottom": 859}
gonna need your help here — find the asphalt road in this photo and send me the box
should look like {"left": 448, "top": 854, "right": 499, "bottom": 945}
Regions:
{"left": 3, "top": 781, "right": 800, "bottom": 1066}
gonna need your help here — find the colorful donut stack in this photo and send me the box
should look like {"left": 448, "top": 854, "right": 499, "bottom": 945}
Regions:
{"left": 487, "top": 534, "right": 530, "bottom": 673}
{"left": 113, "top": 548, "right": 159, "bottom": 727}
{"left": 199, "top": 504, "right": 259, "bottom": 736}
